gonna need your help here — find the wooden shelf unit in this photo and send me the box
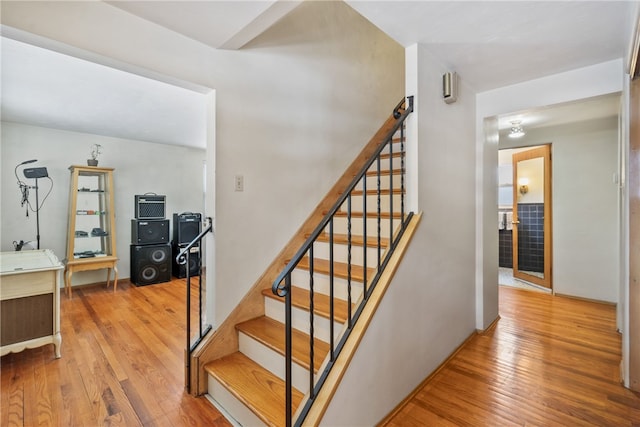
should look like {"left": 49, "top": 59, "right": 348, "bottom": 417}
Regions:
{"left": 64, "top": 165, "right": 118, "bottom": 297}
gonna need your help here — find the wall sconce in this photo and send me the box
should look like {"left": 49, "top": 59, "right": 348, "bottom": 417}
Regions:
{"left": 518, "top": 177, "right": 529, "bottom": 195}
{"left": 442, "top": 71, "right": 458, "bottom": 104}
{"left": 509, "top": 120, "right": 525, "bottom": 138}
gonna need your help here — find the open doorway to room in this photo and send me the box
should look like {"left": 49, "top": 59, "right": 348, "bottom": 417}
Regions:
{"left": 496, "top": 94, "right": 621, "bottom": 302}
{"left": 498, "top": 145, "right": 552, "bottom": 293}
{"left": 1, "top": 31, "right": 215, "bottom": 392}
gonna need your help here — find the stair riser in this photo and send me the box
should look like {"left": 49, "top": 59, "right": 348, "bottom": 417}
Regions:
{"left": 265, "top": 297, "right": 348, "bottom": 345}
{"left": 238, "top": 332, "right": 311, "bottom": 394}
{"left": 290, "top": 269, "right": 365, "bottom": 302}
{"left": 310, "top": 240, "right": 387, "bottom": 269}
{"left": 331, "top": 216, "right": 401, "bottom": 237}
{"left": 338, "top": 193, "right": 404, "bottom": 214}
{"left": 208, "top": 378, "right": 265, "bottom": 427}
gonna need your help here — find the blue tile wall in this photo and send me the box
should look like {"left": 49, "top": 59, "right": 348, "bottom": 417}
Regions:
{"left": 517, "top": 203, "right": 544, "bottom": 273}
{"left": 499, "top": 229, "right": 512, "bottom": 268}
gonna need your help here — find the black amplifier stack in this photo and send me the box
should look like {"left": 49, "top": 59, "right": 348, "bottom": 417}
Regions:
{"left": 172, "top": 212, "right": 202, "bottom": 278}
{"left": 130, "top": 195, "right": 171, "bottom": 286}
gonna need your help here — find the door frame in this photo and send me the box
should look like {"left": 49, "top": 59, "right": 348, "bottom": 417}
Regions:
{"left": 512, "top": 144, "right": 552, "bottom": 289}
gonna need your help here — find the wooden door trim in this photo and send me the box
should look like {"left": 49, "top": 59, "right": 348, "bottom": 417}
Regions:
{"left": 512, "top": 144, "right": 552, "bottom": 289}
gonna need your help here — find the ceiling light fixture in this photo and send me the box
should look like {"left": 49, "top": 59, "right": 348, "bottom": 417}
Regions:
{"left": 509, "top": 120, "right": 525, "bottom": 138}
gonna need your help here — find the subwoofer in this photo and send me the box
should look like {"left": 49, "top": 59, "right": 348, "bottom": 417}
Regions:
{"left": 172, "top": 244, "right": 200, "bottom": 278}
{"left": 130, "top": 244, "right": 171, "bottom": 285}
{"left": 131, "top": 219, "right": 169, "bottom": 245}
{"left": 173, "top": 212, "right": 202, "bottom": 245}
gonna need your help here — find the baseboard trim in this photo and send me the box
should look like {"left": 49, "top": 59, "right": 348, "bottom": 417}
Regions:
{"left": 477, "top": 315, "right": 501, "bottom": 335}
{"left": 553, "top": 292, "right": 617, "bottom": 307}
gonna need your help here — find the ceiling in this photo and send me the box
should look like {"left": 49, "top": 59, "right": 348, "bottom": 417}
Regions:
{"left": 1, "top": 1, "right": 637, "bottom": 147}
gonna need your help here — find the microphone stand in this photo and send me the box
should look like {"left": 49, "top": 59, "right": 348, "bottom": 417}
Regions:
{"left": 34, "top": 178, "right": 40, "bottom": 249}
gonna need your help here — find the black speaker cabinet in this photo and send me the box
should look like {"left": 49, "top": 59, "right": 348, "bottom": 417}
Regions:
{"left": 134, "top": 195, "right": 166, "bottom": 219}
{"left": 172, "top": 244, "right": 201, "bottom": 278}
{"left": 130, "top": 243, "right": 171, "bottom": 285}
{"left": 131, "top": 219, "right": 169, "bottom": 245}
{"left": 173, "top": 212, "right": 202, "bottom": 245}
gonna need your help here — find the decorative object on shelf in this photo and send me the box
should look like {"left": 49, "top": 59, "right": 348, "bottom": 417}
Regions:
{"left": 87, "top": 144, "right": 102, "bottom": 166}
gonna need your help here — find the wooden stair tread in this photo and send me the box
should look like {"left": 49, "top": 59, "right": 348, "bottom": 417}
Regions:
{"left": 332, "top": 210, "right": 404, "bottom": 219}
{"left": 363, "top": 168, "right": 404, "bottom": 177}
{"left": 350, "top": 188, "right": 404, "bottom": 196}
{"left": 314, "top": 232, "right": 389, "bottom": 248}
{"left": 205, "top": 352, "right": 303, "bottom": 427}
{"left": 236, "top": 316, "right": 329, "bottom": 372}
{"left": 296, "top": 256, "right": 374, "bottom": 283}
{"left": 262, "top": 286, "right": 353, "bottom": 323}
{"left": 379, "top": 151, "right": 404, "bottom": 160}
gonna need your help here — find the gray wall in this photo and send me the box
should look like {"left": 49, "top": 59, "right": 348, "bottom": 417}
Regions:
{"left": 0, "top": 122, "right": 205, "bottom": 286}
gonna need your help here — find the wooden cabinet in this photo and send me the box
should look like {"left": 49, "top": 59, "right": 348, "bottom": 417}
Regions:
{"left": 0, "top": 249, "right": 63, "bottom": 358}
{"left": 64, "top": 166, "right": 118, "bottom": 297}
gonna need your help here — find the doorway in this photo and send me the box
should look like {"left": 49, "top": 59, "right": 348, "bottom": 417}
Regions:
{"left": 512, "top": 145, "right": 552, "bottom": 289}
{"left": 498, "top": 145, "right": 552, "bottom": 292}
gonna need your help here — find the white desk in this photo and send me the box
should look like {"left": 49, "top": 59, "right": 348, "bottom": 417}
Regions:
{"left": 0, "top": 249, "right": 63, "bottom": 358}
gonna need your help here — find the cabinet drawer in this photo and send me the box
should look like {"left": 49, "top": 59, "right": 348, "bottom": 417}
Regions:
{"left": 0, "top": 271, "right": 55, "bottom": 300}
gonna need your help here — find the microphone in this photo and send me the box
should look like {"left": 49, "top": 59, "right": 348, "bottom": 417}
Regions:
{"left": 20, "top": 159, "right": 37, "bottom": 165}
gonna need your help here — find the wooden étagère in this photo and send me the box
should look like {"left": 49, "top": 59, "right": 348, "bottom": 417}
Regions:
{"left": 64, "top": 165, "right": 118, "bottom": 297}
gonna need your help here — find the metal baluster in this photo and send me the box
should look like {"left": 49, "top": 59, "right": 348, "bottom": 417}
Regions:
{"left": 329, "top": 220, "right": 335, "bottom": 360}
{"left": 347, "top": 194, "right": 352, "bottom": 328}
{"left": 377, "top": 154, "right": 382, "bottom": 272}
{"left": 389, "top": 136, "right": 394, "bottom": 247}
{"left": 185, "top": 250, "right": 191, "bottom": 391}
{"left": 308, "top": 245, "right": 315, "bottom": 398}
{"left": 401, "top": 122, "right": 405, "bottom": 229}
{"left": 362, "top": 166, "right": 367, "bottom": 296}
{"left": 285, "top": 274, "right": 292, "bottom": 427}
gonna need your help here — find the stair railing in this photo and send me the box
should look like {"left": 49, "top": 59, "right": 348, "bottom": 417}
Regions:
{"left": 176, "top": 216, "right": 213, "bottom": 393}
{"left": 272, "top": 96, "right": 414, "bottom": 426}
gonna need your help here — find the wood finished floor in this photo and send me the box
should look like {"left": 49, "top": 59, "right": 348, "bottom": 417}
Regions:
{"left": 1, "top": 278, "right": 231, "bottom": 427}
{"left": 383, "top": 286, "right": 640, "bottom": 426}
{"left": 3, "top": 279, "right": 639, "bottom": 426}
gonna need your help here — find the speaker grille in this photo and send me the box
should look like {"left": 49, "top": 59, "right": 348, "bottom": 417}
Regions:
{"left": 173, "top": 213, "right": 202, "bottom": 245}
{"left": 130, "top": 244, "right": 171, "bottom": 285}
{"left": 172, "top": 243, "right": 200, "bottom": 278}
{"left": 135, "top": 195, "right": 166, "bottom": 219}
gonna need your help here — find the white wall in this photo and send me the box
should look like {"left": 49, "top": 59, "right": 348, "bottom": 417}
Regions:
{"left": 476, "top": 59, "right": 625, "bottom": 329}
{"left": 0, "top": 122, "right": 205, "bottom": 286}
{"left": 500, "top": 118, "right": 619, "bottom": 302}
{"left": 321, "top": 43, "right": 477, "bottom": 426}
{"left": 1, "top": 1, "right": 405, "bottom": 326}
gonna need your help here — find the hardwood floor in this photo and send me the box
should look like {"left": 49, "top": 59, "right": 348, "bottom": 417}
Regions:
{"left": 1, "top": 279, "right": 231, "bottom": 427}
{"left": 383, "top": 286, "right": 640, "bottom": 426}
{"left": 4, "top": 278, "right": 639, "bottom": 426}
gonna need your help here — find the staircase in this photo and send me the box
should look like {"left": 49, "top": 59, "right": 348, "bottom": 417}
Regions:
{"left": 202, "top": 97, "right": 414, "bottom": 426}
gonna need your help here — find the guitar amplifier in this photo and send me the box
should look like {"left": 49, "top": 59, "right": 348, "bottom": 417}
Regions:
{"left": 134, "top": 195, "right": 166, "bottom": 219}
{"left": 131, "top": 219, "right": 169, "bottom": 245}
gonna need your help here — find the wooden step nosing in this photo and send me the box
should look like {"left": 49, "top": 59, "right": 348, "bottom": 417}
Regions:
{"left": 261, "top": 287, "right": 350, "bottom": 323}
{"left": 235, "top": 317, "right": 329, "bottom": 372}
{"left": 205, "top": 353, "right": 303, "bottom": 427}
